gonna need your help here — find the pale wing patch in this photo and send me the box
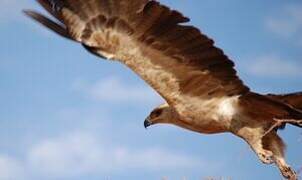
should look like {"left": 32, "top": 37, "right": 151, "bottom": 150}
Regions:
{"left": 117, "top": 39, "right": 182, "bottom": 103}
{"left": 84, "top": 29, "right": 182, "bottom": 104}
{"left": 62, "top": 9, "right": 86, "bottom": 41}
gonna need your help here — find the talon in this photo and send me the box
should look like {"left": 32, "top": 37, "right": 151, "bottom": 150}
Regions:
{"left": 258, "top": 151, "right": 274, "bottom": 164}
{"left": 281, "top": 167, "right": 297, "bottom": 180}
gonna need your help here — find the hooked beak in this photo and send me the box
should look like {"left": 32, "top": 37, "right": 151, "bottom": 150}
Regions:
{"left": 144, "top": 117, "right": 153, "bottom": 129}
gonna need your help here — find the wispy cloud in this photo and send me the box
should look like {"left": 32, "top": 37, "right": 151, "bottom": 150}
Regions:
{"left": 0, "top": 154, "right": 25, "bottom": 180}
{"left": 266, "top": 4, "right": 302, "bottom": 43}
{"left": 247, "top": 55, "right": 301, "bottom": 77}
{"left": 73, "top": 76, "right": 163, "bottom": 105}
{"left": 28, "top": 132, "right": 106, "bottom": 177}
{"left": 0, "top": 132, "right": 203, "bottom": 179}
{"left": 28, "top": 132, "right": 202, "bottom": 177}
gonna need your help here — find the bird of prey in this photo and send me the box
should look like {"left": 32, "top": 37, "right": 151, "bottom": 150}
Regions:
{"left": 24, "top": 0, "right": 302, "bottom": 179}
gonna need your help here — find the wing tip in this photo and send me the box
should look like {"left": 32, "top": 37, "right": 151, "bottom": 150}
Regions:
{"left": 23, "top": 9, "right": 74, "bottom": 41}
{"left": 23, "top": 9, "right": 35, "bottom": 17}
{"left": 22, "top": 10, "right": 46, "bottom": 21}
{"left": 23, "top": 10, "right": 44, "bottom": 22}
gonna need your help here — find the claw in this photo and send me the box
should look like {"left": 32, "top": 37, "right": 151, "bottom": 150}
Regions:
{"left": 298, "top": 120, "right": 302, "bottom": 127}
{"left": 281, "top": 166, "right": 297, "bottom": 180}
{"left": 275, "top": 158, "right": 298, "bottom": 180}
{"left": 258, "top": 151, "right": 274, "bottom": 164}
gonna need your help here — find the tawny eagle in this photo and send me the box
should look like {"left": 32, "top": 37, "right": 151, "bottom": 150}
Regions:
{"left": 24, "top": 0, "right": 302, "bottom": 179}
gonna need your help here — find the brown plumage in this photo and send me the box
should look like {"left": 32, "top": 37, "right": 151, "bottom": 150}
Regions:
{"left": 267, "top": 92, "right": 302, "bottom": 111}
{"left": 24, "top": 1, "right": 302, "bottom": 179}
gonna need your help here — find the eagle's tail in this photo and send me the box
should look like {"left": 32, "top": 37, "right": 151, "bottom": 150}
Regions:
{"left": 266, "top": 92, "right": 302, "bottom": 111}
{"left": 266, "top": 92, "right": 302, "bottom": 128}
{"left": 242, "top": 92, "right": 302, "bottom": 129}
{"left": 23, "top": 0, "right": 72, "bottom": 40}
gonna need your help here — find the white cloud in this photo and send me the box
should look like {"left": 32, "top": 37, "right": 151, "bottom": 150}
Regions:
{"left": 27, "top": 132, "right": 203, "bottom": 178}
{"left": 74, "top": 76, "right": 163, "bottom": 105}
{"left": 266, "top": 18, "right": 296, "bottom": 38}
{"left": 28, "top": 132, "right": 105, "bottom": 177}
{"left": 0, "top": 154, "right": 25, "bottom": 180}
{"left": 266, "top": 4, "right": 302, "bottom": 42}
{"left": 0, "top": 132, "right": 204, "bottom": 179}
{"left": 247, "top": 55, "right": 301, "bottom": 77}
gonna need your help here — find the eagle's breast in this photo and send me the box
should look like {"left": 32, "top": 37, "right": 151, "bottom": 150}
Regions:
{"left": 173, "top": 95, "right": 240, "bottom": 133}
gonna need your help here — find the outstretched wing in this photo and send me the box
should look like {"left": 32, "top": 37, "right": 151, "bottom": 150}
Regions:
{"left": 25, "top": 0, "right": 249, "bottom": 114}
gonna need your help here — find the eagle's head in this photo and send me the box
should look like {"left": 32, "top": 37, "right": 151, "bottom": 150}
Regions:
{"left": 144, "top": 103, "right": 174, "bottom": 128}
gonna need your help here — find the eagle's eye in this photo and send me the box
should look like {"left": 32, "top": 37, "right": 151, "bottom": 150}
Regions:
{"left": 151, "top": 109, "right": 163, "bottom": 118}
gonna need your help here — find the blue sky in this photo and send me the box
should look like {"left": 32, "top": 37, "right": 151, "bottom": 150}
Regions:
{"left": 0, "top": 0, "right": 302, "bottom": 179}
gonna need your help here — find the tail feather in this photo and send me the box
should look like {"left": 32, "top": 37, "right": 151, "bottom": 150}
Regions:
{"left": 23, "top": 10, "right": 72, "bottom": 40}
{"left": 267, "top": 92, "right": 302, "bottom": 111}
{"left": 266, "top": 92, "right": 302, "bottom": 128}
{"left": 242, "top": 92, "right": 302, "bottom": 129}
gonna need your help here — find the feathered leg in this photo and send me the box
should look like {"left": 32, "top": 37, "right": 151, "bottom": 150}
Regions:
{"left": 247, "top": 137, "right": 274, "bottom": 164}
{"left": 238, "top": 127, "right": 274, "bottom": 164}
{"left": 242, "top": 129, "right": 297, "bottom": 179}
{"left": 263, "top": 132, "right": 297, "bottom": 180}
